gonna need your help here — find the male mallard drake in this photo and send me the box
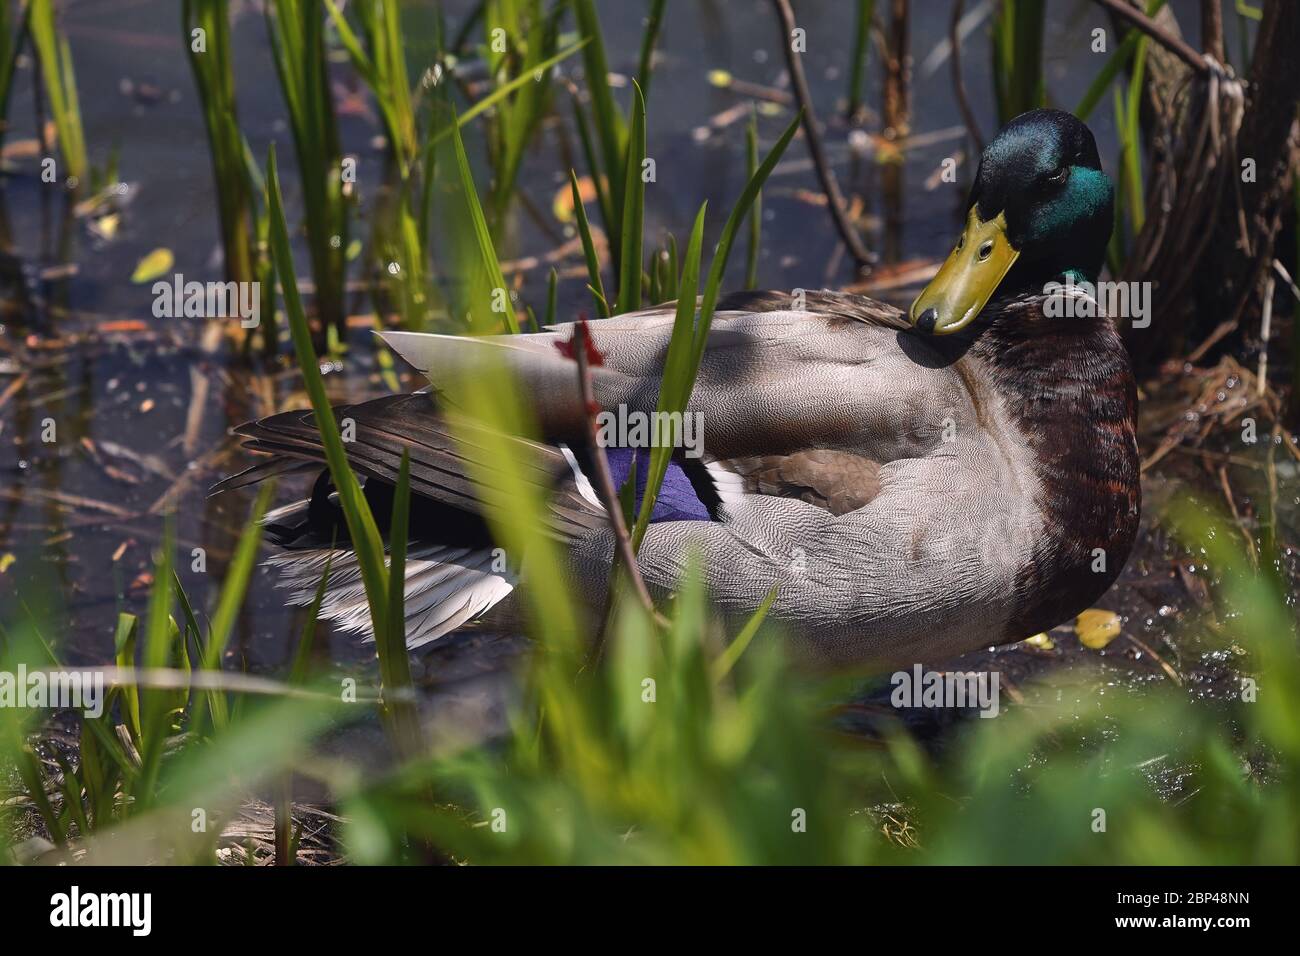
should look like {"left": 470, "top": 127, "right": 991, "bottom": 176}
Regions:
{"left": 215, "top": 109, "right": 1139, "bottom": 669}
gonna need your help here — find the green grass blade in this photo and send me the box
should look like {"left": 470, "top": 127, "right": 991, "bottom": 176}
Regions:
{"left": 1074, "top": 0, "right": 1166, "bottom": 121}
{"left": 134, "top": 518, "right": 179, "bottom": 808}
{"left": 635, "top": 0, "right": 667, "bottom": 104}
{"left": 188, "top": 483, "right": 274, "bottom": 734}
{"left": 269, "top": 140, "right": 420, "bottom": 754}
{"left": 630, "top": 112, "right": 799, "bottom": 548}
{"left": 570, "top": 92, "right": 615, "bottom": 243}
{"left": 0, "top": 2, "right": 32, "bottom": 151}
{"left": 713, "top": 586, "right": 780, "bottom": 681}
{"left": 460, "top": 39, "right": 588, "bottom": 131}
{"left": 289, "top": 553, "right": 333, "bottom": 686}
{"left": 54, "top": 752, "right": 91, "bottom": 838}
{"left": 744, "top": 107, "right": 761, "bottom": 290}
{"left": 112, "top": 612, "right": 141, "bottom": 743}
{"left": 170, "top": 570, "right": 203, "bottom": 670}
{"left": 266, "top": 143, "right": 392, "bottom": 651}
{"left": 438, "top": 102, "right": 517, "bottom": 333}
{"left": 616, "top": 82, "right": 647, "bottom": 314}
{"left": 629, "top": 202, "right": 706, "bottom": 550}
{"left": 570, "top": 169, "right": 610, "bottom": 318}
{"left": 381, "top": 449, "right": 420, "bottom": 755}
{"left": 29, "top": 0, "right": 86, "bottom": 182}
{"left": 846, "top": 0, "right": 875, "bottom": 119}
{"left": 266, "top": 0, "right": 348, "bottom": 344}
{"left": 545, "top": 267, "right": 558, "bottom": 327}
{"left": 571, "top": 0, "right": 625, "bottom": 219}
{"left": 694, "top": 112, "right": 801, "bottom": 364}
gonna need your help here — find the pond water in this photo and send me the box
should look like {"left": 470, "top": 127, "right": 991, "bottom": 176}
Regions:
{"left": 0, "top": 0, "right": 1285, "bottom": 758}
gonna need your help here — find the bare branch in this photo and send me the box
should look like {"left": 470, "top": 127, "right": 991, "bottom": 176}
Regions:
{"left": 771, "top": 0, "right": 876, "bottom": 267}
{"left": 1091, "top": 0, "right": 1212, "bottom": 74}
{"left": 569, "top": 321, "right": 668, "bottom": 636}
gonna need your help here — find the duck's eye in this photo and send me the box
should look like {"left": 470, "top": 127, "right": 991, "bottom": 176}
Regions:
{"left": 1046, "top": 166, "right": 1069, "bottom": 186}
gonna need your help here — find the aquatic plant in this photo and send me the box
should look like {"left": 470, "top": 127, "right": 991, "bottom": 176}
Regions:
{"left": 29, "top": 0, "right": 86, "bottom": 185}
{"left": 182, "top": 0, "right": 263, "bottom": 348}
{"left": 0, "top": 0, "right": 30, "bottom": 153}
{"left": 991, "top": 0, "right": 1045, "bottom": 125}
{"left": 568, "top": 0, "right": 665, "bottom": 294}
{"left": 845, "top": 0, "right": 875, "bottom": 122}
{"left": 266, "top": 0, "right": 350, "bottom": 350}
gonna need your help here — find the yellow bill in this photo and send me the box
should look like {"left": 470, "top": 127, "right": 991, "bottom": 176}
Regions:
{"left": 909, "top": 209, "right": 1020, "bottom": 334}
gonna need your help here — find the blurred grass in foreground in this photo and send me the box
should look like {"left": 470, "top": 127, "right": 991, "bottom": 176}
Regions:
{"left": 4, "top": 487, "right": 1295, "bottom": 865}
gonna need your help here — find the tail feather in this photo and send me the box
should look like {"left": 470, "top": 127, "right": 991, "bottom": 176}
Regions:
{"left": 266, "top": 531, "right": 515, "bottom": 648}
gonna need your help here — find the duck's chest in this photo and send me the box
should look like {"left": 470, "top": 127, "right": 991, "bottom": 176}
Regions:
{"left": 992, "top": 348, "right": 1141, "bottom": 638}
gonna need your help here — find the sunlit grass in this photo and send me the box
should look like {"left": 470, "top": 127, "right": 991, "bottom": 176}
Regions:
{"left": 991, "top": 0, "right": 1044, "bottom": 125}
{"left": 845, "top": 0, "right": 874, "bottom": 122}
{"left": 266, "top": 0, "right": 350, "bottom": 350}
{"left": 183, "top": 1, "right": 256, "bottom": 288}
{"left": 182, "top": 0, "right": 277, "bottom": 355}
{"left": 0, "top": 496, "right": 349, "bottom": 863}
{"left": 0, "top": 0, "right": 30, "bottom": 153}
{"left": 266, "top": 143, "right": 421, "bottom": 758}
{"left": 29, "top": 0, "right": 85, "bottom": 185}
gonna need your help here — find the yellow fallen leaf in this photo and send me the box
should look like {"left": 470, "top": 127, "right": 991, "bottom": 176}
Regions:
{"left": 552, "top": 175, "right": 600, "bottom": 223}
{"left": 131, "top": 247, "right": 173, "bottom": 284}
{"left": 1022, "top": 632, "right": 1054, "bottom": 650}
{"left": 0, "top": 552, "right": 15, "bottom": 573}
{"left": 707, "top": 69, "right": 733, "bottom": 88}
{"left": 1075, "top": 608, "right": 1122, "bottom": 649}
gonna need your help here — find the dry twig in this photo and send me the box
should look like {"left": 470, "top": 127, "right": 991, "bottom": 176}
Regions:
{"left": 771, "top": 0, "right": 876, "bottom": 267}
{"left": 1091, "top": 0, "right": 1213, "bottom": 74}
{"left": 569, "top": 321, "right": 668, "bottom": 637}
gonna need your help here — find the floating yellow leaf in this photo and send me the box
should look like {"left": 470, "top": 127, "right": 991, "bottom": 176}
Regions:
{"left": 1075, "top": 608, "right": 1122, "bottom": 649}
{"left": 552, "top": 175, "right": 599, "bottom": 223}
{"left": 707, "top": 69, "right": 733, "bottom": 88}
{"left": 130, "top": 247, "right": 174, "bottom": 284}
{"left": 0, "top": 552, "right": 14, "bottom": 573}
{"left": 1022, "top": 632, "right": 1054, "bottom": 650}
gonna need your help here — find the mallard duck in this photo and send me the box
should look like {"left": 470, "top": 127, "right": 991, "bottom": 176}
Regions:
{"left": 215, "top": 108, "right": 1139, "bottom": 669}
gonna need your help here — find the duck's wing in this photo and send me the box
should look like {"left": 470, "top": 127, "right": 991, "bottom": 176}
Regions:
{"left": 218, "top": 291, "right": 921, "bottom": 538}
{"left": 211, "top": 391, "right": 614, "bottom": 650}
{"left": 211, "top": 393, "right": 603, "bottom": 541}
{"left": 379, "top": 290, "right": 920, "bottom": 489}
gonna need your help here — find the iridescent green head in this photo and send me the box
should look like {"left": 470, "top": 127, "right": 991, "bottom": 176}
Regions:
{"left": 911, "top": 109, "right": 1114, "bottom": 334}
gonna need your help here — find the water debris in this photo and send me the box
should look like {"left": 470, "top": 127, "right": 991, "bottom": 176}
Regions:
{"left": 129, "top": 248, "right": 174, "bottom": 284}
